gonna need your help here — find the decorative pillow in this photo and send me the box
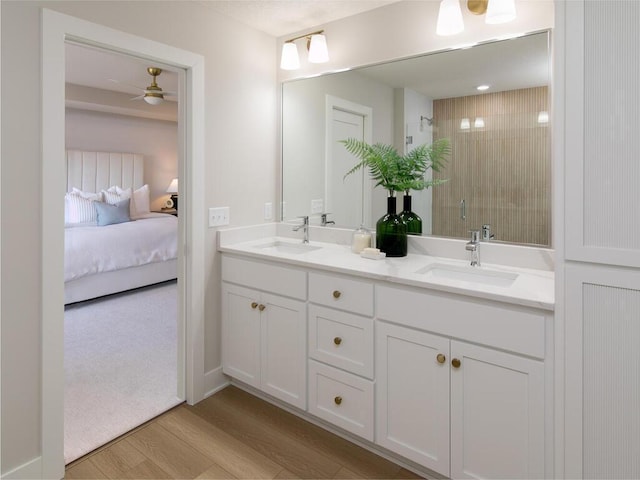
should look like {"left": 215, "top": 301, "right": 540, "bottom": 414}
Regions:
{"left": 94, "top": 199, "right": 131, "bottom": 226}
{"left": 131, "top": 184, "right": 150, "bottom": 218}
{"left": 102, "top": 186, "right": 131, "bottom": 205}
{"left": 65, "top": 190, "right": 102, "bottom": 224}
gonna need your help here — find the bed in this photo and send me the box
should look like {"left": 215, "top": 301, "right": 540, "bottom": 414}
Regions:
{"left": 64, "top": 150, "right": 178, "bottom": 304}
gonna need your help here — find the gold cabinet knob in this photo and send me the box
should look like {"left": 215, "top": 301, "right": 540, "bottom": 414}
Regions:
{"left": 451, "top": 358, "right": 461, "bottom": 369}
{"left": 334, "top": 396, "right": 342, "bottom": 405}
{"left": 334, "top": 337, "right": 342, "bottom": 346}
{"left": 436, "top": 353, "right": 446, "bottom": 364}
{"left": 332, "top": 290, "right": 341, "bottom": 299}
{"left": 258, "top": 304, "right": 266, "bottom": 312}
{"left": 251, "top": 302, "right": 258, "bottom": 309}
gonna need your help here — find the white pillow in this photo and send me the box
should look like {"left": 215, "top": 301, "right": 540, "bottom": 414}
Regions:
{"left": 65, "top": 191, "right": 101, "bottom": 224}
{"left": 103, "top": 185, "right": 150, "bottom": 219}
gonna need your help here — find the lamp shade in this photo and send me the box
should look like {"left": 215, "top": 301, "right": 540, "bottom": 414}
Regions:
{"left": 485, "top": 0, "right": 516, "bottom": 24}
{"left": 308, "top": 34, "right": 329, "bottom": 63}
{"left": 144, "top": 95, "right": 164, "bottom": 105}
{"left": 280, "top": 42, "right": 300, "bottom": 70}
{"left": 166, "top": 178, "right": 178, "bottom": 194}
{"left": 436, "top": 0, "right": 464, "bottom": 36}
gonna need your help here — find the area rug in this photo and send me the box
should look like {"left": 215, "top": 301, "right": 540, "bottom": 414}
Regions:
{"left": 64, "top": 281, "right": 182, "bottom": 464}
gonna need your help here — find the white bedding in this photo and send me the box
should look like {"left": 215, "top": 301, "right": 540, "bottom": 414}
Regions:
{"left": 65, "top": 213, "right": 178, "bottom": 282}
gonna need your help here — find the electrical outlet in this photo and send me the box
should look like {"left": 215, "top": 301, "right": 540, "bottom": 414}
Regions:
{"left": 311, "top": 199, "right": 324, "bottom": 214}
{"left": 264, "top": 202, "right": 273, "bottom": 220}
{"left": 208, "top": 206, "right": 230, "bottom": 227}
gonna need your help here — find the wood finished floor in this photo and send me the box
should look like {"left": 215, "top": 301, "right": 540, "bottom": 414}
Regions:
{"left": 65, "top": 385, "right": 424, "bottom": 479}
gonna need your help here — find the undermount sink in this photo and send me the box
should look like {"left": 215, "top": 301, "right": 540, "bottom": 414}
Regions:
{"left": 415, "top": 263, "right": 518, "bottom": 287}
{"left": 254, "top": 240, "right": 322, "bottom": 255}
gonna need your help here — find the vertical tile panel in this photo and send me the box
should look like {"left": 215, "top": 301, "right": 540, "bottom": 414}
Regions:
{"left": 583, "top": 283, "right": 640, "bottom": 479}
{"left": 433, "top": 87, "right": 550, "bottom": 245}
{"left": 95, "top": 152, "right": 110, "bottom": 192}
{"left": 583, "top": 1, "right": 640, "bottom": 250}
{"left": 81, "top": 151, "right": 97, "bottom": 193}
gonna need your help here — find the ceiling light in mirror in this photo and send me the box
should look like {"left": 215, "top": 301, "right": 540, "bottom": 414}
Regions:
{"left": 476, "top": 84, "right": 490, "bottom": 91}
{"left": 460, "top": 118, "right": 471, "bottom": 130}
{"left": 537, "top": 111, "right": 549, "bottom": 124}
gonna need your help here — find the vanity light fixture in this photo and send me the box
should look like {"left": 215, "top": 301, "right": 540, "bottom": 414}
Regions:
{"left": 460, "top": 118, "right": 471, "bottom": 130}
{"left": 437, "top": 0, "right": 517, "bottom": 36}
{"left": 280, "top": 30, "right": 329, "bottom": 70}
{"left": 474, "top": 117, "right": 485, "bottom": 128}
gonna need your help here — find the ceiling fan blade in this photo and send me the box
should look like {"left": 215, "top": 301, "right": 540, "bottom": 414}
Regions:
{"left": 108, "top": 78, "right": 145, "bottom": 92}
{"left": 130, "top": 95, "right": 145, "bottom": 101}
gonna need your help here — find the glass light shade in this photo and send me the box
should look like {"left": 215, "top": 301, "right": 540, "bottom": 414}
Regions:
{"left": 280, "top": 42, "right": 300, "bottom": 70}
{"left": 144, "top": 95, "right": 163, "bottom": 105}
{"left": 460, "top": 118, "right": 471, "bottom": 130}
{"left": 308, "top": 34, "right": 329, "bottom": 63}
{"left": 485, "top": 0, "right": 516, "bottom": 24}
{"left": 166, "top": 178, "right": 178, "bottom": 194}
{"left": 436, "top": 0, "right": 464, "bottom": 36}
{"left": 474, "top": 117, "right": 485, "bottom": 128}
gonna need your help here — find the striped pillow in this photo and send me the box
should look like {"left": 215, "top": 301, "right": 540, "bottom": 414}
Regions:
{"left": 65, "top": 190, "right": 102, "bottom": 224}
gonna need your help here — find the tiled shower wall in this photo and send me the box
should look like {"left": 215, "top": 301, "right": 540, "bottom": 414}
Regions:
{"left": 432, "top": 87, "right": 550, "bottom": 246}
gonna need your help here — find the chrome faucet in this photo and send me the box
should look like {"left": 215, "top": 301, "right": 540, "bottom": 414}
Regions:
{"left": 293, "top": 215, "right": 310, "bottom": 243}
{"left": 320, "top": 213, "right": 335, "bottom": 226}
{"left": 466, "top": 230, "right": 481, "bottom": 267}
{"left": 482, "top": 224, "right": 495, "bottom": 241}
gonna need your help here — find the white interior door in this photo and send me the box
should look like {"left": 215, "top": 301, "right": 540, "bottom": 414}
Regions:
{"left": 325, "top": 96, "right": 373, "bottom": 228}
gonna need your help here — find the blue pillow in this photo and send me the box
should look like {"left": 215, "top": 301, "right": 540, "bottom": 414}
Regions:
{"left": 94, "top": 199, "right": 131, "bottom": 226}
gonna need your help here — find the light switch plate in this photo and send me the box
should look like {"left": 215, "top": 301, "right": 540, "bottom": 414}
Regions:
{"left": 209, "top": 206, "right": 230, "bottom": 227}
{"left": 264, "top": 202, "right": 273, "bottom": 220}
{"left": 311, "top": 199, "right": 324, "bottom": 214}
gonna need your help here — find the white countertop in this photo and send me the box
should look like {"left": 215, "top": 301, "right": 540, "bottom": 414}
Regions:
{"left": 218, "top": 230, "right": 555, "bottom": 312}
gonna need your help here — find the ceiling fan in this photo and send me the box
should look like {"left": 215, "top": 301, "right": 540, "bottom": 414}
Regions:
{"left": 110, "top": 67, "right": 176, "bottom": 105}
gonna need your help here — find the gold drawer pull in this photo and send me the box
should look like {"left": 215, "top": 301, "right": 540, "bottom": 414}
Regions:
{"left": 334, "top": 396, "right": 342, "bottom": 405}
{"left": 258, "top": 304, "right": 266, "bottom": 312}
{"left": 451, "top": 358, "right": 461, "bottom": 369}
{"left": 334, "top": 337, "right": 342, "bottom": 346}
{"left": 332, "top": 290, "right": 341, "bottom": 299}
{"left": 436, "top": 353, "right": 446, "bottom": 364}
{"left": 251, "top": 302, "right": 258, "bottom": 309}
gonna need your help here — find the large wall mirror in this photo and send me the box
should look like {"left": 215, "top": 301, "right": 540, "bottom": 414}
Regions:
{"left": 282, "top": 31, "right": 551, "bottom": 247}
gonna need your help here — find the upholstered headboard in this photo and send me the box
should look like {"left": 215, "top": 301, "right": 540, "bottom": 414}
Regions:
{"left": 66, "top": 150, "right": 144, "bottom": 193}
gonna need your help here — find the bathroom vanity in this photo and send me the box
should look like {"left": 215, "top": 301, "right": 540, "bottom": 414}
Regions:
{"left": 218, "top": 224, "right": 554, "bottom": 479}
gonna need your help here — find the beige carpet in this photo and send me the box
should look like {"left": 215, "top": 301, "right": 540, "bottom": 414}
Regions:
{"left": 64, "top": 281, "right": 182, "bottom": 464}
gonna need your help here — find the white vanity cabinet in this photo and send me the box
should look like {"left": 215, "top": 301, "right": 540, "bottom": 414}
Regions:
{"left": 307, "top": 271, "right": 375, "bottom": 440}
{"left": 222, "top": 256, "right": 307, "bottom": 409}
{"left": 376, "top": 285, "right": 545, "bottom": 479}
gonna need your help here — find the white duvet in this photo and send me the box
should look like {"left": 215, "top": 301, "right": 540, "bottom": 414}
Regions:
{"left": 65, "top": 213, "right": 178, "bottom": 282}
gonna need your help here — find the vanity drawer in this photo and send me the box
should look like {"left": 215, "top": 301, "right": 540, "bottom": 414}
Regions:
{"left": 308, "top": 360, "right": 374, "bottom": 441}
{"left": 308, "top": 305, "right": 374, "bottom": 379}
{"left": 309, "top": 271, "right": 374, "bottom": 316}
{"left": 222, "top": 255, "right": 306, "bottom": 300}
{"left": 376, "top": 285, "right": 545, "bottom": 359}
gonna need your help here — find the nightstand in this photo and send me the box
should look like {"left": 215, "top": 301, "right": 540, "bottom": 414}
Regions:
{"left": 154, "top": 208, "right": 178, "bottom": 216}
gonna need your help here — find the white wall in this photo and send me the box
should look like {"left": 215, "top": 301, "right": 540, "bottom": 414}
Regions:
{"left": 1, "top": 0, "right": 276, "bottom": 474}
{"left": 66, "top": 109, "right": 178, "bottom": 211}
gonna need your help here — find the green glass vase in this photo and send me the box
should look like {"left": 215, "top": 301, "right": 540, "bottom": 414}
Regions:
{"left": 399, "top": 194, "right": 422, "bottom": 235}
{"left": 376, "top": 195, "right": 407, "bottom": 257}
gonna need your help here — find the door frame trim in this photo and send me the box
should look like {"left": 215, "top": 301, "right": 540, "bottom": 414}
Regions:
{"left": 41, "top": 9, "right": 205, "bottom": 478}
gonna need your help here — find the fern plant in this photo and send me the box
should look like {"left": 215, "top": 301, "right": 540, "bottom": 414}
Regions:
{"left": 341, "top": 138, "right": 451, "bottom": 194}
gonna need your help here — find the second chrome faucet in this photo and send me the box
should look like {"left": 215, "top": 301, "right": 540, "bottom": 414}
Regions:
{"left": 466, "top": 229, "right": 481, "bottom": 267}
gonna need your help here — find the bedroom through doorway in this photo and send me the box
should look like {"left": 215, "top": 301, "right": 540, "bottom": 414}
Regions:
{"left": 63, "top": 42, "right": 184, "bottom": 464}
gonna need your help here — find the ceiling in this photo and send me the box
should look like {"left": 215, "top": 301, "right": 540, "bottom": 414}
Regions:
{"left": 196, "top": 0, "right": 401, "bottom": 37}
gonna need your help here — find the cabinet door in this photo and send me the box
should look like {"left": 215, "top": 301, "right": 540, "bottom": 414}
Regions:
{"left": 221, "top": 283, "right": 261, "bottom": 388}
{"left": 376, "top": 321, "right": 451, "bottom": 476}
{"left": 450, "top": 340, "right": 544, "bottom": 479}
{"left": 261, "top": 292, "right": 307, "bottom": 409}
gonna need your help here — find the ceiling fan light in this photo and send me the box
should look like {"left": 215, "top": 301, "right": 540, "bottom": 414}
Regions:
{"left": 144, "top": 94, "right": 163, "bottom": 105}
{"left": 308, "top": 34, "right": 329, "bottom": 63}
{"left": 485, "top": 0, "right": 516, "bottom": 24}
{"left": 436, "top": 0, "right": 464, "bottom": 36}
{"left": 280, "top": 42, "right": 300, "bottom": 70}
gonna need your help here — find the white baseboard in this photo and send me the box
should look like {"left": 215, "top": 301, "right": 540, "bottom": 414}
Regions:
{"left": 1, "top": 456, "right": 42, "bottom": 480}
{"left": 203, "top": 366, "right": 230, "bottom": 398}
